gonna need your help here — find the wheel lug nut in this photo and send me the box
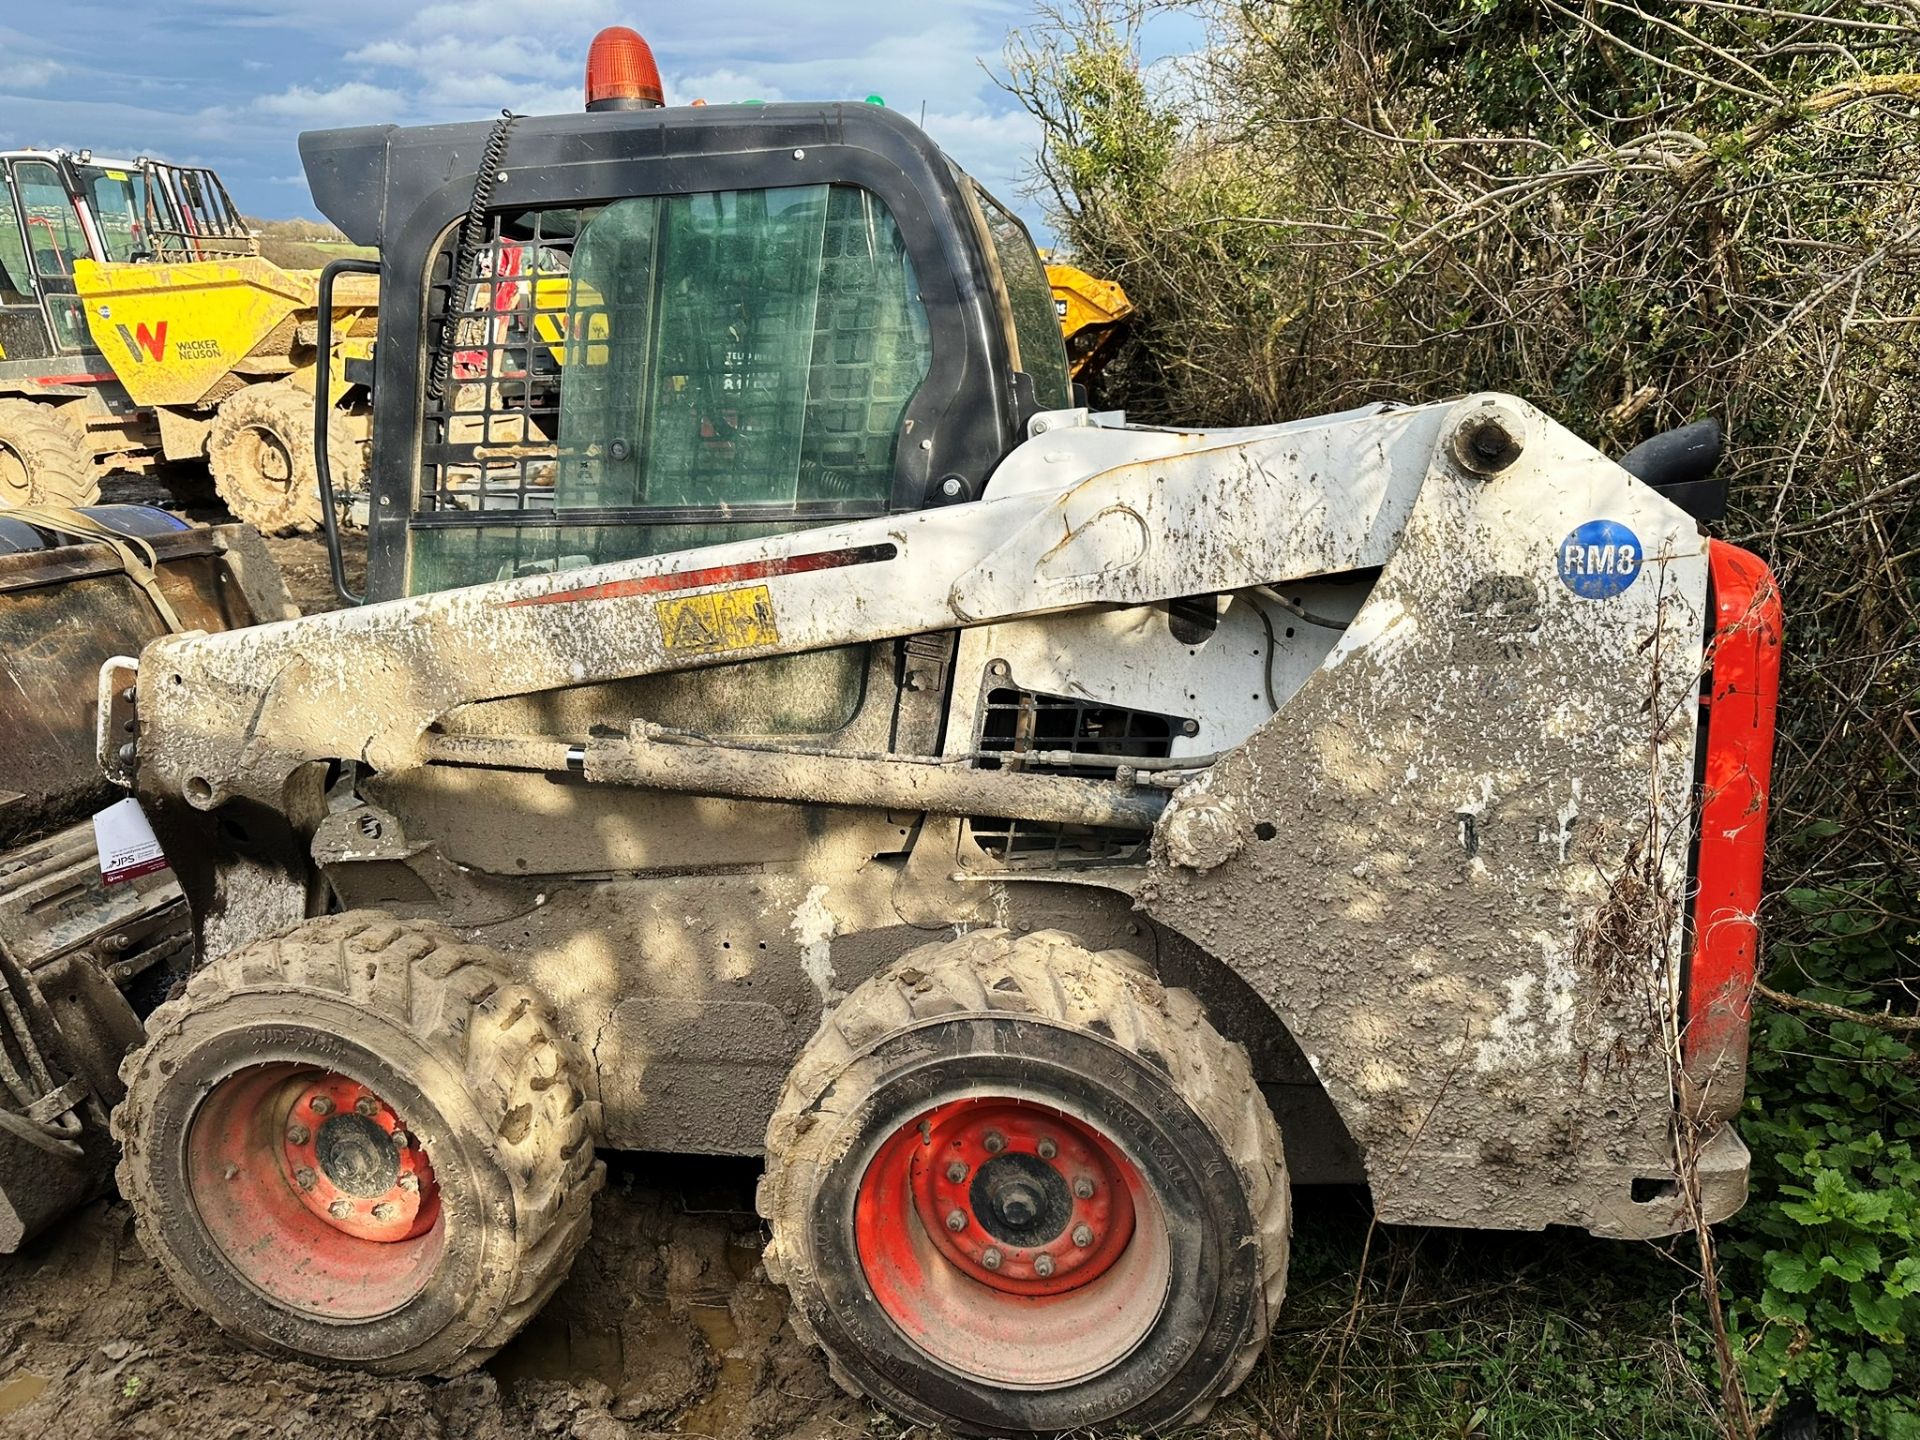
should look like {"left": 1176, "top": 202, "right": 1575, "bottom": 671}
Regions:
{"left": 1073, "top": 1223, "right": 1094, "bottom": 1247}
{"left": 371, "top": 1202, "right": 397, "bottom": 1222}
{"left": 328, "top": 1199, "right": 352, "bottom": 1219}
{"left": 982, "top": 1131, "right": 1005, "bottom": 1155}
{"left": 945, "top": 1209, "right": 967, "bottom": 1232}
{"left": 1036, "top": 1138, "right": 1057, "bottom": 1160}
{"left": 391, "top": 1129, "right": 410, "bottom": 1149}
{"left": 286, "top": 1123, "right": 310, "bottom": 1146}
{"left": 308, "top": 1095, "right": 333, "bottom": 1116}
{"left": 1034, "top": 1253, "right": 1055, "bottom": 1278}
{"left": 354, "top": 1096, "right": 379, "bottom": 1117}
{"left": 1073, "top": 1176, "right": 1095, "bottom": 1199}
{"left": 981, "top": 1248, "right": 1002, "bottom": 1271}
{"left": 945, "top": 1160, "right": 967, "bottom": 1183}
{"left": 294, "top": 1167, "right": 316, "bottom": 1190}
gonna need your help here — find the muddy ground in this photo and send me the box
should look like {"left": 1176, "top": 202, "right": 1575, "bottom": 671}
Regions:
{"left": 0, "top": 1156, "right": 876, "bottom": 1440}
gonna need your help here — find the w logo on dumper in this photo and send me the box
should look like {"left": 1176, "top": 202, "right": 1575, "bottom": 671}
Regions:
{"left": 115, "top": 320, "right": 167, "bottom": 362}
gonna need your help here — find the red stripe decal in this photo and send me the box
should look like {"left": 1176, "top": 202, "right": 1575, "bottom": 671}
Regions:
{"left": 502, "top": 542, "right": 898, "bottom": 608}
{"left": 32, "top": 373, "right": 114, "bottom": 385}
{"left": 1681, "top": 540, "right": 1784, "bottom": 1109}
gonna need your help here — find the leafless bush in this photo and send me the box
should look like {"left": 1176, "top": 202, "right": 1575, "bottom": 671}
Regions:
{"left": 1005, "top": 0, "right": 1920, "bottom": 911}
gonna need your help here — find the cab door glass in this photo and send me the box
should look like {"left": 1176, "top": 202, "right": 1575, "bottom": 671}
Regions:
{"left": 0, "top": 171, "right": 37, "bottom": 303}
{"left": 971, "top": 186, "right": 1070, "bottom": 411}
{"left": 78, "top": 166, "right": 152, "bottom": 261}
{"left": 556, "top": 184, "right": 928, "bottom": 511}
{"left": 414, "top": 182, "right": 931, "bottom": 587}
{"left": 13, "top": 161, "right": 91, "bottom": 351}
{"left": 0, "top": 169, "right": 52, "bottom": 361}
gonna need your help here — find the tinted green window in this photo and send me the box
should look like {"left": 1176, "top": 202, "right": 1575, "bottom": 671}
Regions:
{"left": 973, "top": 187, "right": 1070, "bottom": 411}
{"left": 416, "top": 183, "right": 930, "bottom": 585}
{"left": 0, "top": 175, "right": 34, "bottom": 303}
{"left": 554, "top": 184, "right": 929, "bottom": 511}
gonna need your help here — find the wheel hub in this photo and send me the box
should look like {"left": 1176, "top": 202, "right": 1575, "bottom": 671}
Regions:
{"left": 279, "top": 1073, "right": 438, "bottom": 1243}
{"left": 970, "top": 1152, "right": 1070, "bottom": 1243}
{"left": 906, "top": 1099, "right": 1136, "bottom": 1295}
{"left": 314, "top": 1112, "right": 401, "bottom": 1197}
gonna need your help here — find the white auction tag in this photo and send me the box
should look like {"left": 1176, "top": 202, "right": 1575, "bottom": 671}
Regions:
{"left": 93, "top": 796, "right": 169, "bottom": 885}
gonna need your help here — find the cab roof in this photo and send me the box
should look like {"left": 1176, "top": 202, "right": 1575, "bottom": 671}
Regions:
{"left": 300, "top": 102, "right": 971, "bottom": 250}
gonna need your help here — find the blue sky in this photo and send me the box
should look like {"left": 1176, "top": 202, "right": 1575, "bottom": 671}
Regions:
{"left": 0, "top": 1, "right": 1203, "bottom": 233}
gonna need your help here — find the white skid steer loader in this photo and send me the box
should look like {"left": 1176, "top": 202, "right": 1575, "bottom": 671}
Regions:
{"left": 87, "top": 27, "right": 1782, "bottom": 1438}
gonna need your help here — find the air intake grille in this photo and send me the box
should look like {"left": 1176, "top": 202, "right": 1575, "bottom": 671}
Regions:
{"left": 969, "top": 685, "right": 1187, "bottom": 866}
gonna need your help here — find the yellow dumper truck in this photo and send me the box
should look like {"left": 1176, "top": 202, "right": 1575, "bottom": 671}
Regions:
{"left": 75, "top": 254, "right": 376, "bottom": 533}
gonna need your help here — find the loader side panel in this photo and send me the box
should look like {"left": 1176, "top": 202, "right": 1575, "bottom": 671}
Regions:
{"left": 1142, "top": 398, "right": 1728, "bottom": 1239}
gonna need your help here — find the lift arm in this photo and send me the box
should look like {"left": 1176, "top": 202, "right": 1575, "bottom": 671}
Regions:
{"left": 114, "top": 396, "right": 1525, "bottom": 813}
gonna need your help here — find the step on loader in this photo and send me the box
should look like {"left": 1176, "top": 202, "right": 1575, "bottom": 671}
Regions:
{"left": 88, "top": 26, "right": 1781, "bottom": 1436}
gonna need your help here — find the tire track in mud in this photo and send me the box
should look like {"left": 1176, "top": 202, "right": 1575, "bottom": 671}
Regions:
{"left": 0, "top": 1157, "right": 873, "bottom": 1440}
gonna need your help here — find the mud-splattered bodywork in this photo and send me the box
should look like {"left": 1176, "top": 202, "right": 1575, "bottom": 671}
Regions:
{"left": 110, "top": 394, "right": 1764, "bottom": 1239}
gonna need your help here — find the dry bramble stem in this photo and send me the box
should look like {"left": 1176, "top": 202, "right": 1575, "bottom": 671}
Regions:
{"left": 1753, "top": 979, "right": 1920, "bottom": 1033}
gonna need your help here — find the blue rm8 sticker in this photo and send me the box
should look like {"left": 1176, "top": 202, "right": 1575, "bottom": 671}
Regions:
{"left": 1556, "top": 519, "right": 1643, "bottom": 599}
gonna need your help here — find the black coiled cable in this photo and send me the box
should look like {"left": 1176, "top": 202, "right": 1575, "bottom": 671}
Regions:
{"left": 428, "top": 108, "right": 521, "bottom": 404}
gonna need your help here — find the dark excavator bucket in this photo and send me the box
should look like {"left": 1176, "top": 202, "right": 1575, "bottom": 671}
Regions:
{"left": 0, "top": 506, "right": 293, "bottom": 1250}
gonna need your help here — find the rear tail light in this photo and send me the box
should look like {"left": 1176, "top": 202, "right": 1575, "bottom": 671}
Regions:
{"left": 1681, "top": 540, "right": 1783, "bottom": 1117}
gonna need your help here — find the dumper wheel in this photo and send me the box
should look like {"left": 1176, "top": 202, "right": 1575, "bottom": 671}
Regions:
{"left": 207, "top": 381, "right": 360, "bottom": 535}
{"left": 0, "top": 399, "right": 97, "bottom": 507}
{"left": 759, "top": 928, "right": 1290, "bottom": 1436}
{"left": 112, "top": 911, "right": 603, "bottom": 1374}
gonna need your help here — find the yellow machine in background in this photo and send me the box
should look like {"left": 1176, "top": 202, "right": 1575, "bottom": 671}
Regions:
{"left": 74, "top": 256, "right": 377, "bottom": 534}
{"left": 1045, "top": 262, "right": 1133, "bottom": 385}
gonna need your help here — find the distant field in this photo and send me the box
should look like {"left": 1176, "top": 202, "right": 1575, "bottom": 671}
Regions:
{"left": 244, "top": 217, "right": 376, "bottom": 270}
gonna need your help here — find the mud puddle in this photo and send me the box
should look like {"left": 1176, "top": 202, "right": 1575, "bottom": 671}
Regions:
{"left": 0, "top": 1155, "right": 877, "bottom": 1440}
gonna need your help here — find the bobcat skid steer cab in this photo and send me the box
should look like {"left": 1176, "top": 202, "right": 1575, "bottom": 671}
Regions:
{"left": 99, "top": 27, "right": 1782, "bottom": 1437}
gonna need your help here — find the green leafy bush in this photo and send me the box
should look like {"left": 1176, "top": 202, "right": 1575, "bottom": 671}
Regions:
{"left": 1729, "top": 884, "right": 1920, "bottom": 1437}
{"left": 1004, "top": 3, "right": 1920, "bottom": 1432}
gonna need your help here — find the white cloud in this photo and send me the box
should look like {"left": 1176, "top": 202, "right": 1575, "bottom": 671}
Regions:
{"left": 0, "top": 58, "right": 64, "bottom": 91}
{"left": 251, "top": 81, "right": 409, "bottom": 127}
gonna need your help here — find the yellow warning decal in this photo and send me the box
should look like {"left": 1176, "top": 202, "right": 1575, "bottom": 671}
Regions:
{"left": 655, "top": 584, "right": 779, "bottom": 654}
{"left": 105, "top": 170, "right": 129, "bottom": 181}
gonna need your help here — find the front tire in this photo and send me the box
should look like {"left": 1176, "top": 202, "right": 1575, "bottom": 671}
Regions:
{"left": 759, "top": 928, "right": 1290, "bottom": 1435}
{"left": 0, "top": 399, "right": 97, "bottom": 507}
{"left": 112, "top": 911, "right": 602, "bottom": 1375}
{"left": 206, "top": 380, "right": 363, "bottom": 535}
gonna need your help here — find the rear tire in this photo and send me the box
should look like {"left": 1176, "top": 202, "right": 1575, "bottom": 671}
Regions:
{"left": 207, "top": 380, "right": 362, "bottom": 535}
{"left": 0, "top": 399, "right": 97, "bottom": 507}
{"left": 112, "top": 911, "right": 602, "bottom": 1375}
{"left": 759, "top": 928, "right": 1290, "bottom": 1436}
